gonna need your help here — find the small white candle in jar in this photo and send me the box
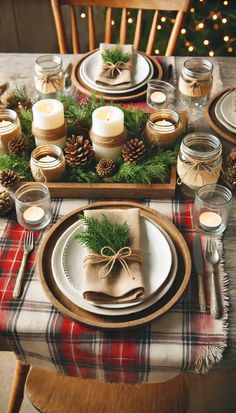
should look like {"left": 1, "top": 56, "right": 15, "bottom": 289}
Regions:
{"left": 39, "top": 155, "right": 57, "bottom": 163}
{"left": 0, "top": 109, "right": 22, "bottom": 155}
{"left": 199, "top": 211, "right": 222, "bottom": 231}
{"left": 32, "top": 99, "right": 64, "bottom": 130}
{"left": 150, "top": 91, "right": 167, "bottom": 105}
{"left": 23, "top": 206, "right": 45, "bottom": 225}
{"left": 155, "top": 119, "right": 173, "bottom": 127}
{"left": 92, "top": 106, "right": 124, "bottom": 137}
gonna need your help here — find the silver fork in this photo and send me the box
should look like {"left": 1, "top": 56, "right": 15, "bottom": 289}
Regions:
{"left": 205, "top": 237, "right": 222, "bottom": 319}
{"left": 13, "top": 231, "right": 34, "bottom": 299}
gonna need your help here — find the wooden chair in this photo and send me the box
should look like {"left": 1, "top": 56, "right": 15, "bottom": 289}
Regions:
{"left": 50, "top": 0, "right": 191, "bottom": 55}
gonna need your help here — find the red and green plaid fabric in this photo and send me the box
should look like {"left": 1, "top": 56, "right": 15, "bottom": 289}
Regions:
{"left": 0, "top": 198, "right": 228, "bottom": 383}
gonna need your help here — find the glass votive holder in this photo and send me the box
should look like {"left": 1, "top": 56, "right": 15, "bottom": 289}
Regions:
{"left": 193, "top": 184, "right": 232, "bottom": 236}
{"left": 146, "top": 80, "right": 175, "bottom": 110}
{"left": 143, "top": 109, "right": 182, "bottom": 148}
{"left": 0, "top": 109, "right": 22, "bottom": 155}
{"left": 14, "top": 183, "right": 52, "bottom": 230}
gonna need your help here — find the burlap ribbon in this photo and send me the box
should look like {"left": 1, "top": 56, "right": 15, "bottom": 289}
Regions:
{"left": 84, "top": 246, "right": 143, "bottom": 279}
{"left": 89, "top": 127, "right": 127, "bottom": 148}
{"left": 34, "top": 73, "right": 63, "bottom": 93}
{"left": 101, "top": 61, "right": 132, "bottom": 78}
{"left": 32, "top": 121, "right": 67, "bottom": 141}
{"left": 177, "top": 156, "right": 222, "bottom": 186}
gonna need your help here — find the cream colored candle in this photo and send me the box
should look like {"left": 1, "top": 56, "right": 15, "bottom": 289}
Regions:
{"left": 32, "top": 99, "right": 64, "bottom": 130}
{"left": 92, "top": 106, "right": 124, "bottom": 137}
{"left": 199, "top": 211, "right": 222, "bottom": 231}
{"left": 91, "top": 106, "right": 126, "bottom": 161}
{"left": 0, "top": 109, "right": 22, "bottom": 155}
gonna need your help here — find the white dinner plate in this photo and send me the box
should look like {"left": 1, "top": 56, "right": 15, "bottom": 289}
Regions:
{"left": 220, "top": 89, "right": 236, "bottom": 128}
{"left": 79, "top": 51, "right": 154, "bottom": 95}
{"left": 51, "top": 217, "right": 178, "bottom": 316}
{"left": 215, "top": 92, "right": 236, "bottom": 134}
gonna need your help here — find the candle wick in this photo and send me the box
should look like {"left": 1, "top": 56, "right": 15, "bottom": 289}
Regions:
{"left": 106, "top": 112, "right": 110, "bottom": 122}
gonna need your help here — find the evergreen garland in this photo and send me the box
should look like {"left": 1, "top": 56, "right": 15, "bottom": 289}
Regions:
{"left": 0, "top": 154, "right": 33, "bottom": 181}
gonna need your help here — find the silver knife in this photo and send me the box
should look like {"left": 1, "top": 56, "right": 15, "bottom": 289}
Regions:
{"left": 193, "top": 234, "right": 206, "bottom": 312}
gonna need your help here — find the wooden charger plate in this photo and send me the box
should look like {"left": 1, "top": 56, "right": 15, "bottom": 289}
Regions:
{"left": 205, "top": 88, "right": 236, "bottom": 145}
{"left": 72, "top": 51, "right": 163, "bottom": 102}
{"left": 38, "top": 201, "right": 191, "bottom": 329}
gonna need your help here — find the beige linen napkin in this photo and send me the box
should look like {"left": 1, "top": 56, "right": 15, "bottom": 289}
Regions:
{"left": 82, "top": 208, "right": 144, "bottom": 304}
{"left": 96, "top": 43, "right": 133, "bottom": 87}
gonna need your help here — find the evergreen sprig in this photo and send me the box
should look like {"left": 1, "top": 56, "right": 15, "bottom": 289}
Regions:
{"left": 122, "top": 106, "right": 149, "bottom": 137}
{"left": 75, "top": 213, "right": 130, "bottom": 275}
{"left": 102, "top": 45, "right": 130, "bottom": 65}
{"left": 109, "top": 149, "right": 177, "bottom": 184}
{"left": 65, "top": 167, "right": 102, "bottom": 183}
{"left": 0, "top": 154, "right": 33, "bottom": 181}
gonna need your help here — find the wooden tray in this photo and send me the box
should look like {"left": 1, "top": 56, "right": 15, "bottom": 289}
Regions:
{"left": 16, "top": 165, "right": 176, "bottom": 199}
{"left": 38, "top": 201, "right": 191, "bottom": 329}
{"left": 205, "top": 88, "right": 236, "bottom": 145}
{"left": 72, "top": 51, "right": 163, "bottom": 102}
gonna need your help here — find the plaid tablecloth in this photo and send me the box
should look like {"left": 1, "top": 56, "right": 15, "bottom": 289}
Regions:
{"left": 0, "top": 198, "right": 228, "bottom": 384}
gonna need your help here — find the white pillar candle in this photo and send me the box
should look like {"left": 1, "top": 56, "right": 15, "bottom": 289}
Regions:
{"left": 32, "top": 99, "right": 64, "bottom": 130}
{"left": 92, "top": 106, "right": 124, "bottom": 137}
{"left": 199, "top": 211, "right": 222, "bottom": 230}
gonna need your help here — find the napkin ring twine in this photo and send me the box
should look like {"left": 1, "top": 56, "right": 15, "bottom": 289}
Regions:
{"left": 84, "top": 246, "right": 143, "bottom": 279}
{"left": 102, "top": 61, "right": 131, "bottom": 78}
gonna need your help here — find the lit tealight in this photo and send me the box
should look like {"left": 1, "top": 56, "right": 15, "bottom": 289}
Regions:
{"left": 150, "top": 91, "right": 166, "bottom": 104}
{"left": 39, "top": 155, "right": 57, "bottom": 163}
{"left": 0, "top": 119, "right": 12, "bottom": 128}
{"left": 199, "top": 211, "right": 222, "bottom": 231}
{"left": 23, "top": 206, "right": 45, "bottom": 225}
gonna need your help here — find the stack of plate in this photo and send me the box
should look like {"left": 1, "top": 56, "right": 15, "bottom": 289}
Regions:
{"left": 215, "top": 89, "right": 236, "bottom": 134}
{"left": 51, "top": 215, "right": 178, "bottom": 317}
{"left": 72, "top": 50, "right": 163, "bottom": 102}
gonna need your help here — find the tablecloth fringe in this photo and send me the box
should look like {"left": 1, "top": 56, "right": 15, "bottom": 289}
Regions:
{"left": 194, "top": 246, "right": 229, "bottom": 374}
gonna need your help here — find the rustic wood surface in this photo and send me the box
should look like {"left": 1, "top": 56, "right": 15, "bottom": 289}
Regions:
{"left": 0, "top": 54, "right": 236, "bottom": 366}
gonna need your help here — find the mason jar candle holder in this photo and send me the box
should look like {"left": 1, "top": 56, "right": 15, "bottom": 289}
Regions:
{"left": 30, "top": 144, "right": 65, "bottom": 182}
{"left": 14, "top": 182, "right": 52, "bottom": 230}
{"left": 34, "top": 54, "right": 64, "bottom": 99}
{"left": 0, "top": 109, "right": 22, "bottom": 155}
{"left": 193, "top": 184, "right": 232, "bottom": 236}
{"left": 90, "top": 106, "right": 127, "bottom": 161}
{"left": 178, "top": 58, "right": 213, "bottom": 106}
{"left": 177, "top": 133, "right": 222, "bottom": 197}
{"left": 146, "top": 80, "right": 175, "bottom": 110}
{"left": 32, "top": 99, "right": 67, "bottom": 149}
{"left": 144, "top": 109, "right": 183, "bottom": 148}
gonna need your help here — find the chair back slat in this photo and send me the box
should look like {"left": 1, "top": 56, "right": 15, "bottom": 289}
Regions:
{"left": 133, "top": 9, "right": 142, "bottom": 51}
{"left": 146, "top": 10, "right": 158, "bottom": 55}
{"left": 70, "top": 5, "right": 80, "bottom": 53}
{"left": 119, "top": 8, "right": 127, "bottom": 44}
{"left": 105, "top": 7, "right": 112, "bottom": 43}
{"left": 88, "top": 6, "right": 95, "bottom": 51}
{"left": 51, "top": 0, "right": 191, "bottom": 55}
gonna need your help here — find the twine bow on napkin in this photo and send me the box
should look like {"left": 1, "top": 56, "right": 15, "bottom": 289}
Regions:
{"left": 102, "top": 61, "right": 132, "bottom": 78}
{"left": 84, "top": 246, "right": 143, "bottom": 279}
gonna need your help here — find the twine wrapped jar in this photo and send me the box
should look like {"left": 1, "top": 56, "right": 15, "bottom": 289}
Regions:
{"left": 178, "top": 58, "right": 213, "bottom": 106}
{"left": 144, "top": 109, "right": 182, "bottom": 148}
{"left": 34, "top": 55, "right": 64, "bottom": 99}
{"left": 0, "top": 109, "right": 21, "bottom": 155}
{"left": 30, "top": 144, "right": 65, "bottom": 182}
{"left": 177, "top": 133, "right": 222, "bottom": 197}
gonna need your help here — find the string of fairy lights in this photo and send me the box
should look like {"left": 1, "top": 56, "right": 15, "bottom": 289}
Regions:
{"left": 78, "top": 0, "right": 236, "bottom": 56}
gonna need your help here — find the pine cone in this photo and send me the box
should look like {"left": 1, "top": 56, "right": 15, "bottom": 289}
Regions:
{"left": 0, "top": 191, "right": 14, "bottom": 216}
{"left": 64, "top": 135, "right": 95, "bottom": 168}
{"left": 0, "top": 81, "right": 8, "bottom": 96}
{"left": 121, "top": 138, "right": 147, "bottom": 164}
{"left": 0, "top": 91, "right": 15, "bottom": 108}
{"left": 0, "top": 169, "right": 19, "bottom": 188}
{"left": 96, "top": 158, "right": 116, "bottom": 177}
{"left": 221, "top": 150, "right": 236, "bottom": 191}
{"left": 8, "top": 136, "right": 28, "bottom": 155}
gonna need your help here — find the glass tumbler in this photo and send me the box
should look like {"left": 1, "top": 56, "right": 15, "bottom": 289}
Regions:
{"left": 15, "top": 183, "right": 52, "bottom": 230}
{"left": 146, "top": 80, "right": 175, "bottom": 110}
{"left": 193, "top": 184, "right": 232, "bottom": 236}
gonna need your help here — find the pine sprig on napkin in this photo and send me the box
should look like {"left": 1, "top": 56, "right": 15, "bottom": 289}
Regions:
{"left": 102, "top": 45, "right": 130, "bottom": 65}
{"left": 75, "top": 213, "right": 130, "bottom": 276}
